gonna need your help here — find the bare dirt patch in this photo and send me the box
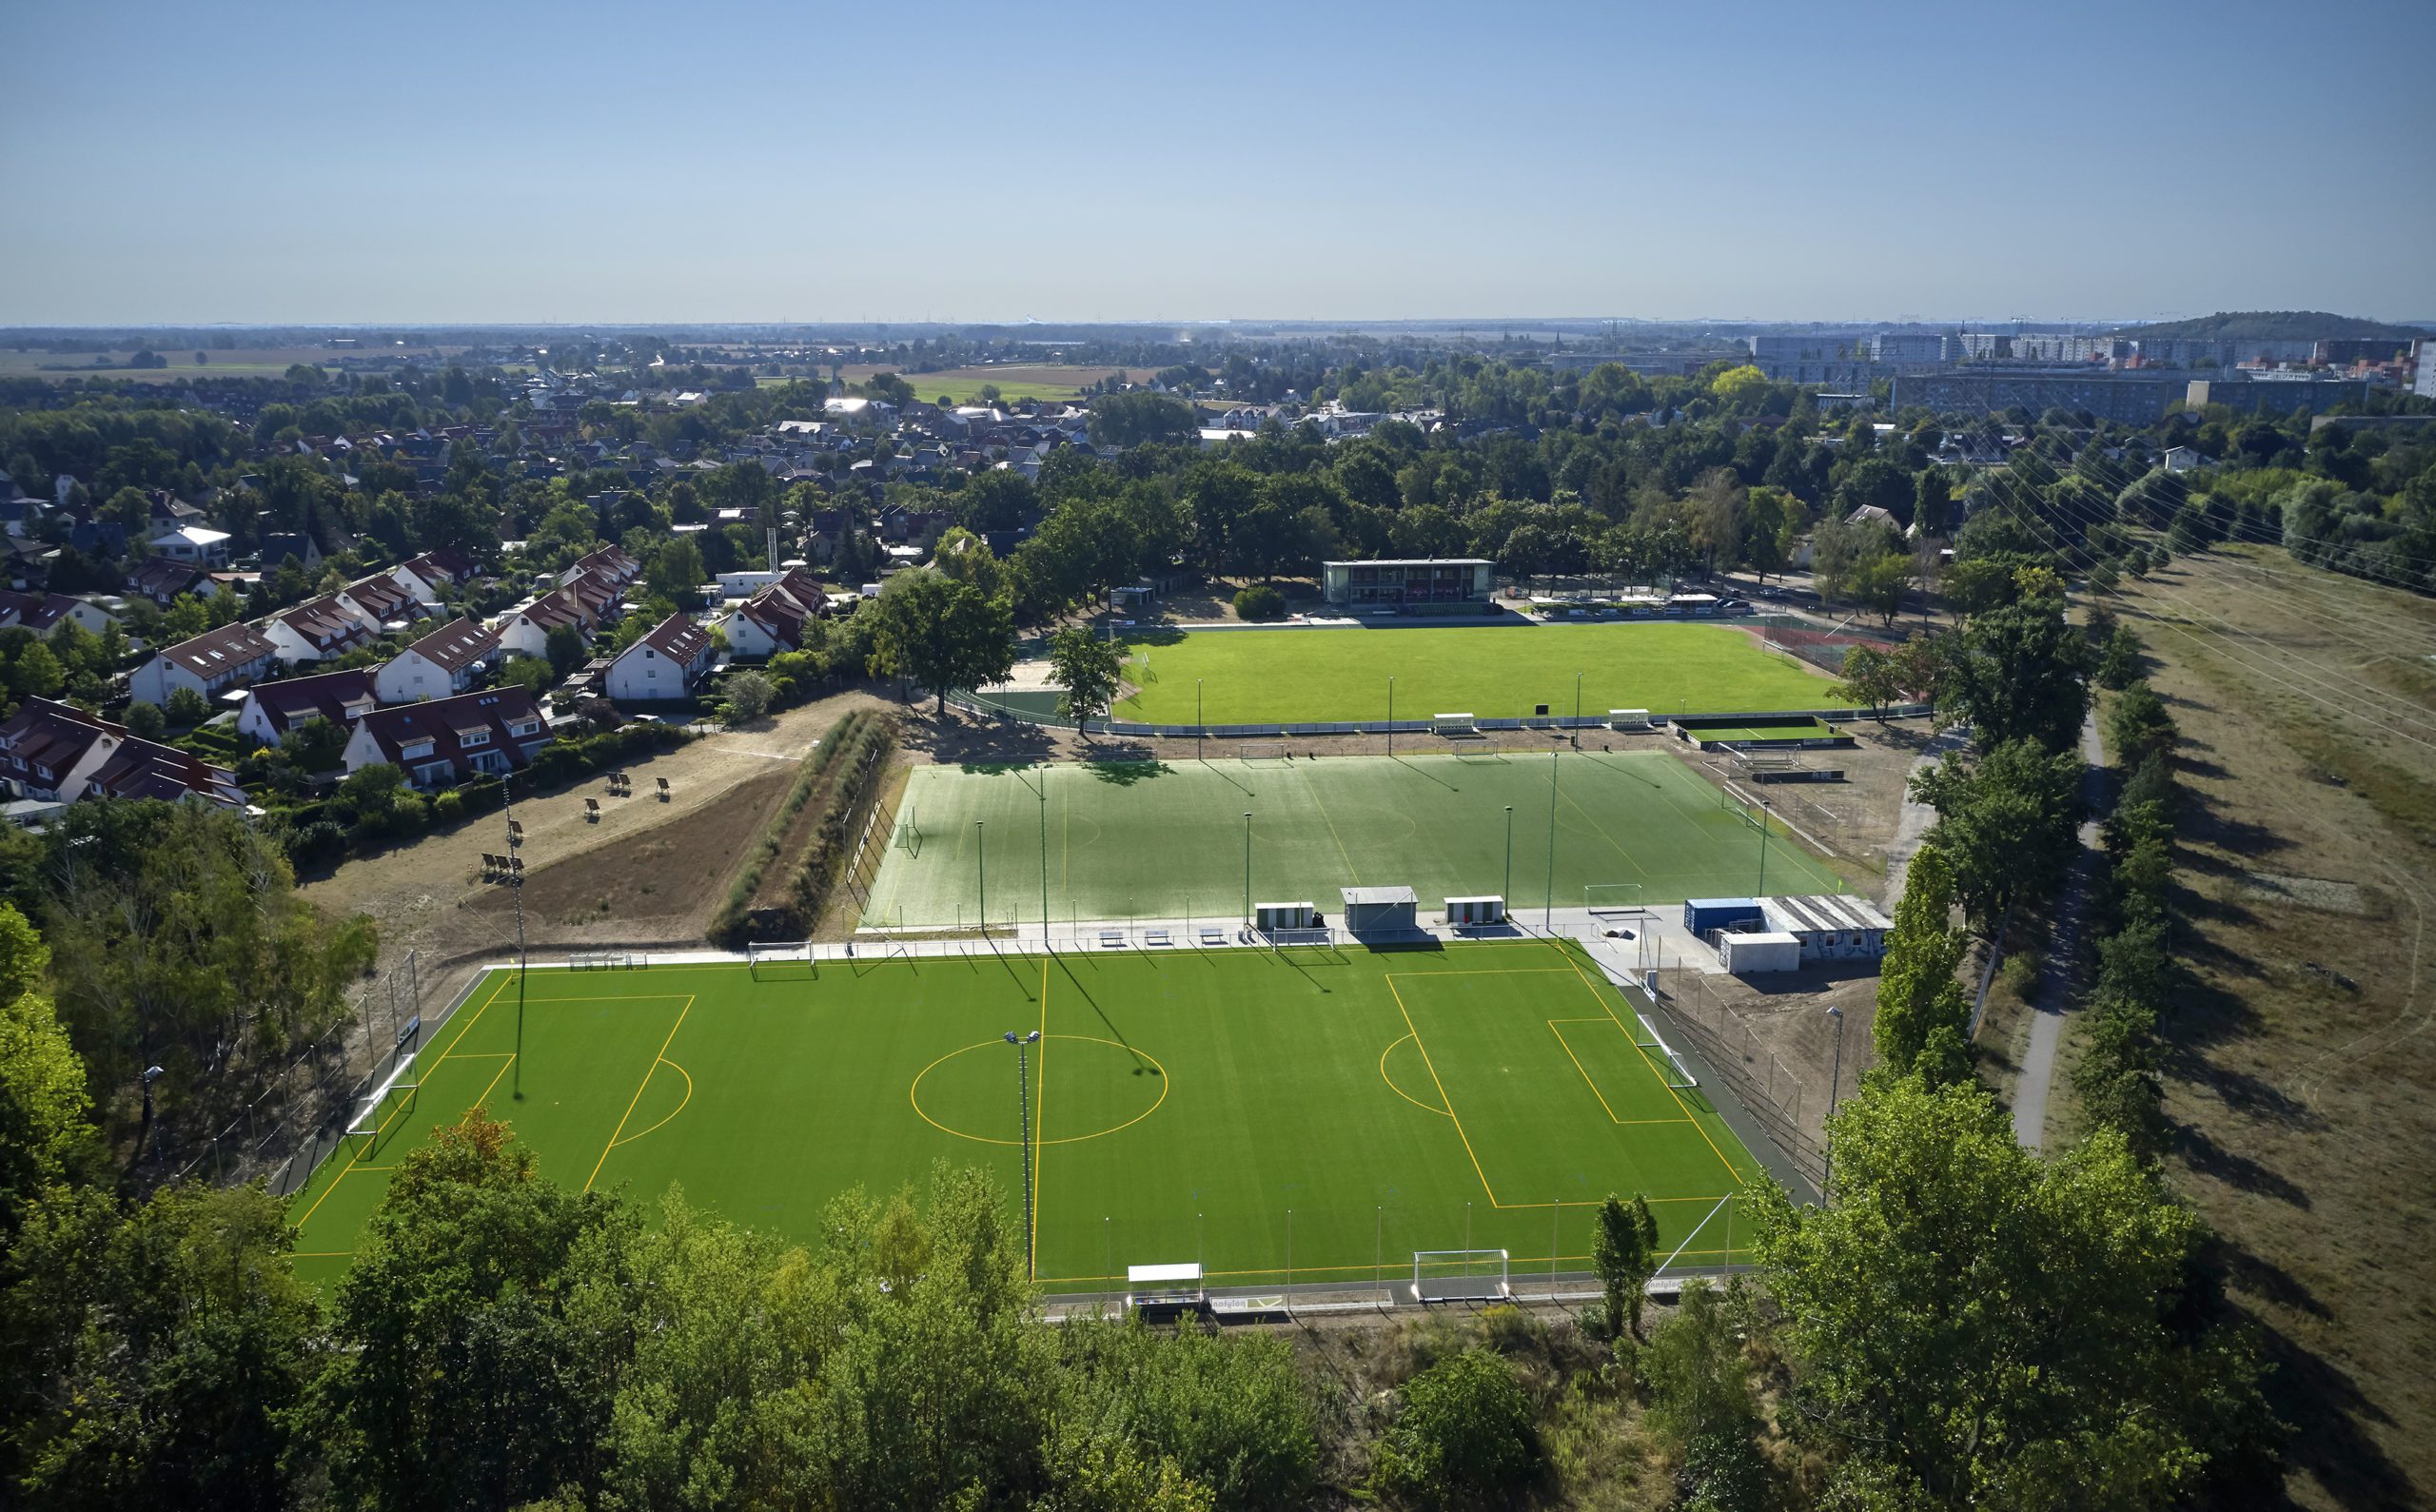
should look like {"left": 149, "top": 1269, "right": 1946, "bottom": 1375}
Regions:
{"left": 2112, "top": 549, "right": 2436, "bottom": 1509}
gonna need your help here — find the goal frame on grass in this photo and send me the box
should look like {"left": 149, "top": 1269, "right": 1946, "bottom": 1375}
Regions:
{"left": 344, "top": 1066, "right": 421, "bottom": 1159}
{"left": 1229, "top": 743, "right": 1287, "bottom": 762}
{"left": 1585, "top": 883, "right": 1643, "bottom": 915}
{"left": 1631, "top": 1012, "right": 1700, "bottom": 1089}
{"left": 894, "top": 806, "right": 922, "bottom": 854}
{"left": 1412, "top": 1248, "right": 1511, "bottom": 1303}
{"left": 747, "top": 939, "right": 818, "bottom": 979}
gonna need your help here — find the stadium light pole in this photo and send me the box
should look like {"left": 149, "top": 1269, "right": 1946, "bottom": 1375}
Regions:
{"left": 1005, "top": 1030, "right": 1040, "bottom": 1275}
{"left": 1571, "top": 670, "right": 1582, "bottom": 750}
{"left": 1196, "top": 678, "right": 1203, "bottom": 762}
{"left": 1503, "top": 806, "right": 1514, "bottom": 907}
{"left": 975, "top": 820, "right": 987, "bottom": 938}
{"left": 1243, "top": 813, "right": 1253, "bottom": 925}
{"left": 1386, "top": 675, "right": 1394, "bottom": 759}
{"left": 1756, "top": 797, "right": 1773, "bottom": 897}
{"left": 1544, "top": 752, "right": 1560, "bottom": 932}
{"left": 1037, "top": 779, "right": 1050, "bottom": 950}
{"left": 1821, "top": 1005, "right": 1846, "bottom": 1202}
{"left": 506, "top": 773, "right": 527, "bottom": 1099}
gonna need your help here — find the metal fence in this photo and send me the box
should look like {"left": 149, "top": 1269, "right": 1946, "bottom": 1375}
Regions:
{"left": 948, "top": 690, "right": 1930, "bottom": 742}
{"left": 1648, "top": 970, "right": 1828, "bottom": 1193}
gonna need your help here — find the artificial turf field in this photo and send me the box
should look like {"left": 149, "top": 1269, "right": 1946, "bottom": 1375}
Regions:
{"left": 285, "top": 940, "right": 1765, "bottom": 1293}
{"left": 863, "top": 751, "right": 1844, "bottom": 930}
{"left": 1113, "top": 621, "right": 1852, "bottom": 726}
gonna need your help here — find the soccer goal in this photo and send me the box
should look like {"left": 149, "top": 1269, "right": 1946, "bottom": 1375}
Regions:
{"left": 1632, "top": 1013, "right": 1700, "bottom": 1089}
{"left": 344, "top": 1062, "right": 421, "bottom": 1160}
{"left": 894, "top": 806, "right": 923, "bottom": 854}
{"left": 747, "top": 939, "right": 818, "bottom": 979}
{"left": 1232, "top": 744, "right": 1288, "bottom": 763}
{"left": 1585, "top": 883, "right": 1643, "bottom": 916}
{"left": 1412, "top": 1248, "right": 1511, "bottom": 1303}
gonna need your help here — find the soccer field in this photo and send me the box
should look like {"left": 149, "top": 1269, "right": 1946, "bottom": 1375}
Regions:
{"left": 1114, "top": 621, "right": 1851, "bottom": 726}
{"left": 864, "top": 752, "right": 1844, "bottom": 930}
{"left": 286, "top": 941, "right": 1763, "bottom": 1293}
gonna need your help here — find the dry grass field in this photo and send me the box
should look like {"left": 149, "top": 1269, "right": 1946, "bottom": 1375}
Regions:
{"left": 835, "top": 363, "right": 1151, "bottom": 403}
{"left": 0, "top": 344, "right": 460, "bottom": 383}
{"left": 2109, "top": 545, "right": 2436, "bottom": 1509}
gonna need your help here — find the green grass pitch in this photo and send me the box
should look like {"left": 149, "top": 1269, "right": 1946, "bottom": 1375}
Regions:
{"left": 864, "top": 752, "right": 1844, "bottom": 930}
{"left": 1113, "top": 622, "right": 1852, "bottom": 726}
{"left": 285, "top": 941, "right": 1764, "bottom": 1293}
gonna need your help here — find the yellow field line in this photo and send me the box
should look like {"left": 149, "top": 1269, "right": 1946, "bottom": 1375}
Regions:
{"left": 1551, "top": 942, "right": 1746, "bottom": 1185}
{"left": 607, "top": 1061, "right": 693, "bottom": 1149}
{"left": 585, "top": 996, "right": 695, "bottom": 1192}
{"left": 1548, "top": 1020, "right": 1624, "bottom": 1123}
{"left": 1379, "top": 1033, "right": 1451, "bottom": 1116}
{"left": 1385, "top": 976, "right": 1502, "bottom": 1206}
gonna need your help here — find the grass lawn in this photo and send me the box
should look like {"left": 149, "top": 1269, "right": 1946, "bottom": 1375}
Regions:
{"left": 761, "top": 364, "right": 1149, "bottom": 403}
{"left": 285, "top": 941, "right": 1762, "bottom": 1293}
{"left": 864, "top": 752, "right": 1843, "bottom": 930}
{"left": 1115, "top": 622, "right": 1852, "bottom": 726}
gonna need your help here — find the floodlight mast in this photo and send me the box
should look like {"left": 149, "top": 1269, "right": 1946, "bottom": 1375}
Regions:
{"left": 1006, "top": 1029, "right": 1040, "bottom": 1275}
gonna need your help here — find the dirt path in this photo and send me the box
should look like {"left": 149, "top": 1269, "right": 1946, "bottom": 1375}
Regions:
{"left": 304, "top": 691, "right": 890, "bottom": 1016}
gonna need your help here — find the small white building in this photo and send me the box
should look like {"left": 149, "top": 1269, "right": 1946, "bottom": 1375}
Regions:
{"left": 147, "top": 524, "right": 232, "bottom": 566}
{"left": 604, "top": 614, "right": 715, "bottom": 701}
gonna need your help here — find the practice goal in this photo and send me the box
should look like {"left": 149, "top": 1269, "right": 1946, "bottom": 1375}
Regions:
{"left": 1412, "top": 1248, "right": 1511, "bottom": 1303}
{"left": 344, "top": 1061, "right": 421, "bottom": 1159}
{"left": 1631, "top": 1013, "right": 1700, "bottom": 1089}
{"left": 747, "top": 940, "right": 818, "bottom": 979}
{"left": 1230, "top": 744, "right": 1288, "bottom": 762}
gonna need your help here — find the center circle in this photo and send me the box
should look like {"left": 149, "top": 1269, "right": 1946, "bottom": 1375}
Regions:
{"left": 910, "top": 1034, "right": 1168, "bottom": 1146}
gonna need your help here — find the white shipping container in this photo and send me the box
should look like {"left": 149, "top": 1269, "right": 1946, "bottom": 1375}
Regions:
{"left": 1719, "top": 931, "right": 1802, "bottom": 974}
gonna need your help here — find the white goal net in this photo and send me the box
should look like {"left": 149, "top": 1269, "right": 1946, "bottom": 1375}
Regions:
{"left": 1412, "top": 1248, "right": 1510, "bottom": 1303}
{"left": 748, "top": 940, "right": 817, "bottom": 978}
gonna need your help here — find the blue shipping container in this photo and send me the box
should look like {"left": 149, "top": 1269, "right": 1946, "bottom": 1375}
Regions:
{"left": 1683, "top": 897, "right": 1765, "bottom": 933}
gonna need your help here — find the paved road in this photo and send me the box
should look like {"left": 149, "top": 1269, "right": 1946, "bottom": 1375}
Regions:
{"left": 2013, "top": 712, "right": 2109, "bottom": 1152}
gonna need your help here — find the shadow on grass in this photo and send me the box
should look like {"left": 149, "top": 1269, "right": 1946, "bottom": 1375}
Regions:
{"left": 2171, "top": 1123, "right": 2311, "bottom": 1208}
{"left": 1083, "top": 759, "right": 1173, "bottom": 786}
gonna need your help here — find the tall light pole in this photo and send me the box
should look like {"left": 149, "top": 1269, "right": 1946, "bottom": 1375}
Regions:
{"left": 1196, "top": 678, "right": 1204, "bottom": 762}
{"left": 1544, "top": 751, "right": 1560, "bottom": 932}
{"left": 1503, "top": 805, "right": 1514, "bottom": 907}
{"left": 1571, "top": 669, "right": 1583, "bottom": 751}
{"left": 507, "top": 774, "right": 527, "bottom": 1098}
{"left": 1005, "top": 1029, "right": 1040, "bottom": 1274}
{"left": 975, "top": 819, "right": 987, "bottom": 936}
{"left": 1386, "top": 675, "right": 1395, "bottom": 759}
{"left": 1756, "top": 797, "right": 1773, "bottom": 897}
{"left": 1821, "top": 1005, "right": 1846, "bottom": 1201}
{"left": 1036, "top": 777, "right": 1049, "bottom": 949}
{"left": 1242, "top": 813, "right": 1253, "bottom": 925}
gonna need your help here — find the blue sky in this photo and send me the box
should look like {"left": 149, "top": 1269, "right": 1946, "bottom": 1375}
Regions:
{"left": 4, "top": 0, "right": 2430, "bottom": 324}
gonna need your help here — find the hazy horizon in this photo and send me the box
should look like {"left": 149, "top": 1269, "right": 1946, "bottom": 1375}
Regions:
{"left": 5, "top": 0, "right": 2431, "bottom": 326}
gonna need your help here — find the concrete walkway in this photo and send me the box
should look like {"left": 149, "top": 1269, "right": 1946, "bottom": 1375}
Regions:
{"left": 2013, "top": 712, "right": 2109, "bottom": 1152}
{"left": 1880, "top": 724, "right": 1972, "bottom": 913}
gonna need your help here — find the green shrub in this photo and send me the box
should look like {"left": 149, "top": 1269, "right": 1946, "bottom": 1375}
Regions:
{"left": 1374, "top": 1347, "right": 1536, "bottom": 1506}
{"left": 1233, "top": 584, "right": 1287, "bottom": 621}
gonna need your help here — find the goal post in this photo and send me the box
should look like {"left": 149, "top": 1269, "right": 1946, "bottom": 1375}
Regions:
{"left": 894, "top": 806, "right": 922, "bottom": 854}
{"left": 344, "top": 1066, "right": 421, "bottom": 1159}
{"left": 1633, "top": 1013, "right": 1699, "bottom": 1089}
{"left": 1230, "top": 743, "right": 1287, "bottom": 762}
{"left": 747, "top": 940, "right": 818, "bottom": 979}
{"left": 1412, "top": 1248, "right": 1510, "bottom": 1303}
{"left": 1584, "top": 883, "right": 1643, "bottom": 915}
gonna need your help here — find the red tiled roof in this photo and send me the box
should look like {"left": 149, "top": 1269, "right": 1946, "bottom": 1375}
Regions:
{"left": 156, "top": 621, "right": 278, "bottom": 677}
{"left": 400, "top": 617, "right": 499, "bottom": 674}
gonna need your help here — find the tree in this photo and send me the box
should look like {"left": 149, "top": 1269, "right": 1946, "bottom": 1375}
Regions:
{"left": 1913, "top": 467, "right": 1956, "bottom": 538}
{"left": 1835, "top": 644, "right": 1902, "bottom": 720}
{"left": 1707, "top": 364, "right": 1769, "bottom": 408}
{"left": 1946, "top": 579, "right": 2091, "bottom": 752}
{"left": 496, "top": 655, "right": 554, "bottom": 696}
{"left": 122, "top": 700, "right": 167, "bottom": 740}
{"left": 1873, "top": 843, "right": 1971, "bottom": 1083}
{"left": 1591, "top": 1191, "right": 1660, "bottom": 1339}
{"left": 954, "top": 470, "right": 1038, "bottom": 535}
{"left": 1643, "top": 1280, "right": 1769, "bottom": 1512}
{"left": 864, "top": 571, "right": 1016, "bottom": 718}
{"left": 933, "top": 525, "right": 1009, "bottom": 602}
{"left": 0, "top": 906, "right": 91, "bottom": 1238}
{"left": 720, "top": 668, "right": 775, "bottom": 724}
{"left": 544, "top": 621, "right": 590, "bottom": 677}
{"left": 1910, "top": 738, "right": 2085, "bottom": 933}
{"left": 1749, "top": 1076, "right": 2272, "bottom": 1508}
{"left": 1089, "top": 391, "right": 1196, "bottom": 449}
{"left": 164, "top": 684, "right": 210, "bottom": 728}
{"left": 1049, "top": 626, "right": 1125, "bottom": 735}
{"left": 1373, "top": 1348, "right": 1536, "bottom": 1508}
{"left": 2106, "top": 680, "right": 2179, "bottom": 770}
{"left": 1232, "top": 584, "right": 1286, "bottom": 622}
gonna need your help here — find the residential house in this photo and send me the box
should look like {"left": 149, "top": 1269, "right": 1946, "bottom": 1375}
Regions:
{"left": 495, "top": 571, "right": 623, "bottom": 659}
{"left": 387, "top": 547, "right": 480, "bottom": 602}
{"left": 715, "top": 567, "right": 828, "bottom": 658}
{"left": 149, "top": 524, "right": 233, "bottom": 566}
{"left": 0, "top": 697, "right": 240, "bottom": 808}
{"left": 127, "top": 558, "right": 205, "bottom": 606}
{"left": 342, "top": 686, "right": 552, "bottom": 789}
{"left": 234, "top": 668, "right": 379, "bottom": 745}
{"left": 561, "top": 544, "right": 642, "bottom": 590}
{"left": 258, "top": 531, "right": 322, "bottom": 571}
{"left": 375, "top": 617, "right": 500, "bottom": 703}
{"left": 264, "top": 594, "right": 375, "bottom": 665}
{"left": 0, "top": 590, "right": 117, "bottom": 638}
{"left": 128, "top": 620, "right": 280, "bottom": 706}
{"left": 604, "top": 613, "right": 714, "bottom": 701}
{"left": 2161, "top": 445, "right": 2211, "bottom": 474}
{"left": 338, "top": 572, "right": 425, "bottom": 631}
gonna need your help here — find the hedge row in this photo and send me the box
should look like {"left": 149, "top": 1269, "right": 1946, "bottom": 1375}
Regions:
{"left": 776, "top": 717, "right": 895, "bottom": 939}
{"left": 705, "top": 710, "right": 878, "bottom": 947}
{"left": 2071, "top": 654, "right": 2182, "bottom": 1159}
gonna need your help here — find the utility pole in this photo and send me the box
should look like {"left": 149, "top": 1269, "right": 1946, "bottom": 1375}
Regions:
{"left": 1503, "top": 805, "right": 1514, "bottom": 907}
{"left": 507, "top": 775, "right": 527, "bottom": 1098}
{"left": 1005, "top": 1030, "right": 1040, "bottom": 1275}
{"left": 1243, "top": 813, "right": 1253, "bottom": 925}
{"left": 1544, "top": 751, "right": 1560, "bottom": 932}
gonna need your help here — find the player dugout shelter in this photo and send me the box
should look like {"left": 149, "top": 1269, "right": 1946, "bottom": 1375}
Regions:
{"left": 1321, "top": 558, "right": 1493, "bottom": 610}
{"left": 1341, "top": 886, "right": 1420, "bottom": 935}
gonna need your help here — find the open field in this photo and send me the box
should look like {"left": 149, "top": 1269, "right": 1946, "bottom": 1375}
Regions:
{"left": 824, "top": 363, "right": 1151, "bottom": 403}
{"left": 863, "top": 751, "right": 1843, "bottom": 930}
{"left": 285, "top": 940, "right": 1763, "bottom": 1294}
{"left": 1114, "top": 622, "right": 1854, "bottom": 726}
{"left": 2110, "top": 546, "right": 2436, "bottom": 1509}
{"left": 0, "top": 345, "right": 447, "bottom": 383}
